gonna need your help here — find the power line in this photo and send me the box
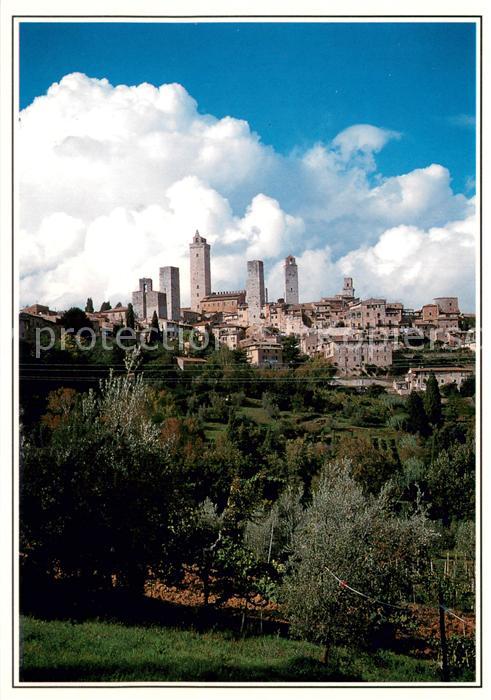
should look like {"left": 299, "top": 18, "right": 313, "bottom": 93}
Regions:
{"left": 323, "top": 564, "right": 474, "bottom": 627}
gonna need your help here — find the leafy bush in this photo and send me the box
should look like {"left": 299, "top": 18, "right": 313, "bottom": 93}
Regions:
{"left": 261, "top": 391, "right": 280, "bottom": 419}
{"left": 447, "top": 635, "right": 476, "bottom": 676}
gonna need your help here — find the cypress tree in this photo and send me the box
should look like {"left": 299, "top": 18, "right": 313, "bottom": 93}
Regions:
{"left": 149, "top": 310, "right": 160, "bottom": 343}
{"left": 125, "top": 303, "right": 136, "bottom": 329}
{"left": 85, "top": 297, "right": 94, "bottom": 313}
{"left": 406, "top": 391, "right": 430, "bottom": 436}
{"left": 424, "top": 372, "right": 442, "bottom": 426}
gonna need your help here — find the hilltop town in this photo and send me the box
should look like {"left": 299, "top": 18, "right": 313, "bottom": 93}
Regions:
{"left": 20, "top": 229, "right": 475, "bottom": 393}
{"left": 14, "top": 18, "right": 479, "bottom": 685}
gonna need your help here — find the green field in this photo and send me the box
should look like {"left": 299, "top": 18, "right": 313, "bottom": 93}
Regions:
{"left": 20, "top": 616, "right": 440, "bottom": 683}
{"left": 203, "top": 395, "right": 402, "bottom": 448}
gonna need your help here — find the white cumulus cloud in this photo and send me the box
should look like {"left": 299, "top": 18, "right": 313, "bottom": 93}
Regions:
{"left": 19, "top": 73, "right": 476, "bottom": 312}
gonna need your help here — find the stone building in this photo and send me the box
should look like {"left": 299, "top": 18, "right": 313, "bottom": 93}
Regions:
{"left": 181, "top": 308, "right": 201, "bottom": 324}
{"left": 284, "top": 255, "right": 299, "bottom": 304}
{"left": 347, "top": 298, "right": 402, "bottom": 330}
{"left": 405, "top": 366, "right": 473, "bottom": 392}
{"left": 413, "top": 297, "right": 460, "bottom": 339}
{"left": 299, "top": 327, "right": 393, "bottom": 373}
{"left": 19, "top": 311, "right": 59, "bottom": 343}
{"left": 159, "top": 266, "right": 181, "bottom": 321}
{"left": 240, "top": 338, "right": 283, "bottom": 366}
{"left": 189, "top": 230, "right": 211, "bottom": 312}
{"left": 347, "top": 298, "right": 387, "bottom": 329}
{"left": 385, "top": 302, "right": 404, "bottom": 327}
{"left": 132, "top": 278, "right": 167, "bottom": 322}
{"left": 324, "top": 337, "right": 393, "bottom": 373}
{"left": 21, "top": 303, "right": 60, "bottom": 323}
{"left": 263, "top": 301, "right": 313, "bottom": 335}
{"left": 200, "top": 290, "right": 246, "bottom": 315}
{"left": 216, "top": 323, "right": 246, "bottom": 351}
{"left": 246, "top": 260, "right": 265, "bottom": 325}
{"left": 300, "top": 331, "right": 321, "bottom": 356}
{"left": 176, "top": 356, "right": 207, "bottom": 371}
{"left": 97, "top": 307, "right": 127, "bottom": 325}
{"left": 421, "top": 303, "right": 440, "bottom": 323}
{"left": 88, "top": 306, "right": 128, "bottom": 335}
{"left": 311, "top": 297, "right": 348, "bottom": 328}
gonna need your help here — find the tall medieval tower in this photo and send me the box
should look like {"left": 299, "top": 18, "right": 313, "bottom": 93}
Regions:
{"left": 341, "top": 277, "right": 355, "bottom": 299}
{"left": 189, "top": 231, "right": 211, "bottom": 312}
{"left": 284, "top": 255, "right": 299, "bottom": 304}
{"left": 159, "top": 266, "right": 181, "bottom": 320}
{"left": 246, "top": 260, "right": 265, "bottom": 324}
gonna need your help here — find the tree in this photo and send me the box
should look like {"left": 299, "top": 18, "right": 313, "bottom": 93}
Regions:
{"left": 149, "top": 310, "right": 160, "bottom": 343}
{"left": 60, "top": 307, "right": 93, "bottom": 335}
{"left": 20, "top": 374, "right": 195, "bottom": 598}
{"left": 336, "top": 435, "right": 399, "bottom": 495}
{"left": 458, "top": 316, "right": 475, "bottom": 331}
{"left": 441, "top": 382, "right": 459, "bottom": 398}
{"left": 190, "top": 500, "right": 225, "bottom": 606}
{"left": 406, "top": 391, "right": 430, "bottom": 436}
{"left": 280, "top": 334, "right": 307, "bottom": 367}
{"left": 460, "top": 374, "right": 475, "bottom": 398}
{"left": 282, "top": 460, "right": 436, "bottom": 660}
{"left": 115, "top": 301, "right": 123, "bottom": 308}
{"left": 40, "top": 387, "right": 78, "bottom": 430}
{"left": 424, "top": 372, "right": 442, "bottom": 427}
{"left": 125, "top": 303, "right": 136, "bottom": 329}
{"left": 226, "top": 413, "right": 264, "bottom": 463}
{"left": 390, "top": 350, "right": 410, "bottom": 376}
{"left": 245, "top": 485, "right": 304, "bottom": 564}
{"left": 100, "top": 301, "right": 112, "bottom": 312}
{"left": 426, "top": 440, "right": 475, "bottom": 525}
{"left": 85, "top": 297, "right": 94, "bottom": 313}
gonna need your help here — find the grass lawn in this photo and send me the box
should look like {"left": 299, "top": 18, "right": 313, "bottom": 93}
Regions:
{"left": 20, "top": 616, "right": 440, "bottom": 683}
{"left": 238, "top": 405, "right": 273, "bottom": 425}
{"left": 203, "top": 423, "right": 227, "bottom": 441}
{"left": 205, "top": 403, "right": 405, "bottom": 448}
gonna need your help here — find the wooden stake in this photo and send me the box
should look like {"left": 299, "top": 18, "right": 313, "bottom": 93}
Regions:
{"left": 438, "top": 588, "right": 450, "bottom": 682}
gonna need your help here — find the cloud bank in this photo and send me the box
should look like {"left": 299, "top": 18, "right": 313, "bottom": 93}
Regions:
{"left": 19, "top": 73, "right": 476, "bottom": 311}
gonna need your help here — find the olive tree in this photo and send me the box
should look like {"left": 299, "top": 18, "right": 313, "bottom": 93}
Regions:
{"left": 244, "top": 485, "right": 304, "bottom": 564}
{"left": 20, "top": 373, "right": 193, "bottom": 596}
{"left": 282, "top": 459, "right": 437, "bottom": 661}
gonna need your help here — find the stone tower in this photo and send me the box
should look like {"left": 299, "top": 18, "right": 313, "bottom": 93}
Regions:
{"left": 341, "top": 277, "right": 355, "bottom": 298}
{"left": 189, "top": 230, "right": 211, "bottom": 312}
{"left": 284, "top": 255, "right": 299, "bottom": 305}
{"left": 433, "top": 297, "right": 460, "bottom": 315}
{"left": 159, "top": 266, "right": 181, "bottom": 321}
{"left": 246, "top": 260, "right": 265, "bottom": 325}
{"left": 132, "top": 278, "right": 167, "bottom": 321}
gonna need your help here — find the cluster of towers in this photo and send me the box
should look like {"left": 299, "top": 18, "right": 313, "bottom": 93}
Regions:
{"left": 190, "top": 231, "right": 301, "bottom": 319}
{"left": 132, "top": 230, "right": 304, "bottom": 322}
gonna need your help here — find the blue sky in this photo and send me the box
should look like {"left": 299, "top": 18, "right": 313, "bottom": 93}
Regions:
{"left": 19, "top": 21, "right": 477, "bottom": 311}
{"left": 20, "top": 21, "right": 476, "bottom": 194}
